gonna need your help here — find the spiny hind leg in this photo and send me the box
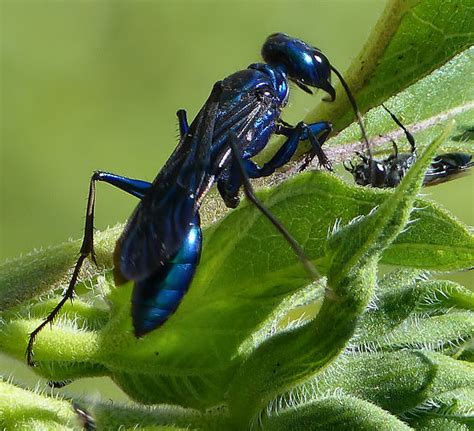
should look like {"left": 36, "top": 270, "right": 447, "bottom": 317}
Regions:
{"left": 26, "top": 172, "right": 152, "bottom": 366}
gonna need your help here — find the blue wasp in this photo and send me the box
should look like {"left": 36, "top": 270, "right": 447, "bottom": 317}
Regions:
{"left": 27, "top": 33, "right": 364, "bottom": 365}
{"left": 345, "top": 105, "right": 473, "bottom": 187}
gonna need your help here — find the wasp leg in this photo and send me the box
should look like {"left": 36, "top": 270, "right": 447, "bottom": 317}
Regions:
{"left": 26, "top": 172, "right": 152, "bottom": 366}
{"left": 217, "top": 121, "right": 332, "bottom": 207}
{"left": 227, "top": 133, "right": 320, "bottom": 280}
{"left": 91, "top": 172, "right": 152, "bottom": 199}
{"left": 176, "top": 109, "right": 189, "bottom": 137}
{"left": 217, "top": 164, "right": 242, "bottom": 208}
{"left": 298, "top": 124, "right": 333, "bottom": 172}
{"left": 343, "top": 159, "right": 355, "bottom": 173}
{"left": 277, "top": 118, "right": 293, "bottom": 128}
{"left": 250, "top": 121, "right": 332, "bottom": 177}
{"left": 243, "top": 120, "right": 333, "bottom": 178}
{"left": 391, "top": 139, "right": 399, "bottom": 158}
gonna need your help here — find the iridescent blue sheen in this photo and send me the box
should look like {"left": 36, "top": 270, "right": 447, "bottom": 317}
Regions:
{"left": 112, "top": 34, "right": 338, "bottom": 337}
{"left": 132, "top": 217, "right": 201, "bottom": 337}
{"left": 262, "top": 33, "right": 335, "bottom": 99}
{"left": 28, "top": 35, "right": 346, "bottom": 367}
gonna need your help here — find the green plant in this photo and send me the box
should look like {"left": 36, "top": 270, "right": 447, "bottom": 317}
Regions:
{"left": 1, "top": 1, "right": 473, "bottom": 429}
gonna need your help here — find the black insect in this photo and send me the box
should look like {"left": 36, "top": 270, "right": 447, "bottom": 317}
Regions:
{"left": 73, "top": 403, "right": 96, "bottom": 431}
{"left": 48, "top": 379, "right": 72, "bottom": 389}
{"left": 27, "top": 33, "right": 366, "bottom": 365}
{"left": 345, "top": 105, "right": 473, "bottom": 187}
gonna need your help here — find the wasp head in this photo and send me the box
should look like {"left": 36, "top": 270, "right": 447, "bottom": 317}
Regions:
{"left": 262, "top": 33, "right": 335, "bottom": 100}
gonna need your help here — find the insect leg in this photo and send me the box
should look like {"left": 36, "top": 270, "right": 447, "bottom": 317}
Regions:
{"left": 26, "top": 172, "right": 152, "bottom": 366}
{"left": 217, "top": 165, "right": 242, "bottom": 208}
{"left": 217, "top": 121, "right": 332, "bottom": 207}
{"left": 298, "top": 124, "right": 333, "bottom": 172}
{"left": 248, "top": 121, "right": 333, "bottom": 178}
{"left": 227, "top": 133, "right": 320, "bottom": 280}
{"left": 343, "top": 159, "right": 355, "bottom": 173}
{"left": 176, "top": 109, "right": 189, "bottom": 137}
{"left": 92, "top": 171, "right": 152, "bottom": 199}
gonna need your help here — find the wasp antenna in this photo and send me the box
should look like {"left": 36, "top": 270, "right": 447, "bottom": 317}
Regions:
{"left": 330, "top": 66, "right": 372, "bottom": 161}
{"left": 389, "top": 138, "right": 399, "bottom": 157}
{"left": 382, "top": 104, "right": 416, "bottom": 153}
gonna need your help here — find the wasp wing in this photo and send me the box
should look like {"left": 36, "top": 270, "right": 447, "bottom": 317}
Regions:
{"left": 114, "top": 79, "right": 275, "bottom": 283}
{"left": 114, "top": 83, "right": 222, "bottom": 282}
{"left": 423, "top": 153, "right": 473, "bottom": 185}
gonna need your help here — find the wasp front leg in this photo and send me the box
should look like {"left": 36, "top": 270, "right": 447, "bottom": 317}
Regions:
{"left": 250, "top": 120, "right": 333, "bottom": 176}
{"left": 217, "top": 121, "right": 332, "bottom": 207}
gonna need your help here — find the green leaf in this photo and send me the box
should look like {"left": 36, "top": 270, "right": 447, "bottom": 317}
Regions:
{"left": 327, "top": 47, "right": 474, "bottom": 163}
{"left": 406, "top": 388, "right": 474, "bottom": 430}
{"left": 369, "top": 312, "right": 474, "bottom": 355}
{"left": 81, "top": 399, "right": 224, "bottom": 431}
{"left": 0, "top": 379, "right": 79, "bottom": 430}
{"left": 310, "top": 0, "right": 473, "bottom": 134}
{"left": 0, "top": 226, "right": 121, "bottom": 310}
{"left": 262, "top": 394, "right": 412, "bottom": 431}
{"left": 355, "top": 278, "right": 474, "bottom": 347}
{"left": 1, "top": 126, "right": 470, "bottom": 413}
{"left": 4, "top": 164, "right": 471, "bottom": 312}
{"left": 1, "top": 2, "right": 472, "bottom": 426}
{"left": 295, "top": 351, "right": 474, "bottom": 415}
{"left": 0, "top": 379, "right": 210, "bottom": 431}
{"left": 224, "top": 123, "right": 451, "bottom": 424}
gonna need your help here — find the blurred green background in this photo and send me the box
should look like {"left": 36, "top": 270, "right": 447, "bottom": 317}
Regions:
{"left": 1, "top": 0, "right": 472, "bottom": 402}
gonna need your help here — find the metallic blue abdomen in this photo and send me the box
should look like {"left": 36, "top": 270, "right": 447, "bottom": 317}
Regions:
{"left": 131, "top": 214, "right": 202, "bottom": 337}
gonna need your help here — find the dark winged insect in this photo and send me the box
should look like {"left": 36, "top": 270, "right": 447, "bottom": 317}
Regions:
{"left": 27, "top": 33, "right": 367, "bottom": 365}
{"left": 345, "top": 105, "right": 473, "bottom": 187}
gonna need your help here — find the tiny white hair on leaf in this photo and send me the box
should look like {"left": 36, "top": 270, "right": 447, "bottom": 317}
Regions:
{"left": 367, "top": 292, "right": 380, "bottom": 311}
{"left": 347, "top": 214, "right": 365, "bottom": 226}
{"left": 327, "top": 217, "right": 342, "bottom": 239}
{"left": 412, "top": 204, "right": 429, "bottom": 212}
{"left": 406, "top": 217, "right": 420, "bottom": 226}
{"left": 415, "top": 270, "right": 431, "bottom": 282}
{"left": 367, "top": 204, "right": 380, "bottom": 217}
